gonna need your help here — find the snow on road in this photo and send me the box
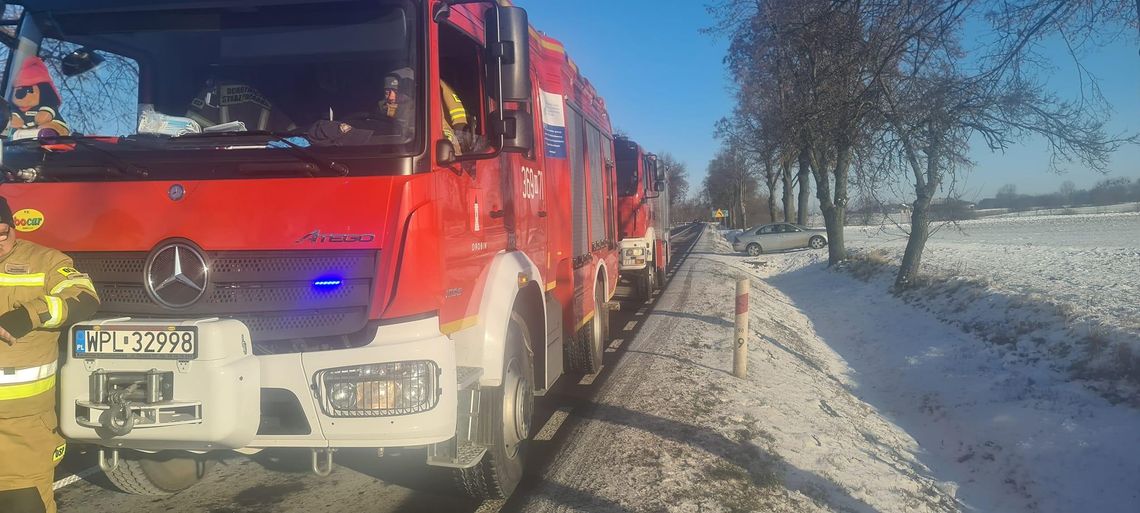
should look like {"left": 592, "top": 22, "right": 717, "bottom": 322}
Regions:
{"left": 520, "top": 227, "right": 961, "bottom": 513}
{"left": 521, "top": 224, "right": 1140, "bottom": 513}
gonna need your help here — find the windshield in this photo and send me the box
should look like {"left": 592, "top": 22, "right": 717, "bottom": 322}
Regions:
{"left": 1, "top": 0, "right": 420, "bottom": 177}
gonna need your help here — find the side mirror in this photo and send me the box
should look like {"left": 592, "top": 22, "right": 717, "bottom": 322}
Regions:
{"left": 493, "top": 108, "right": 534, "bottom": 154}
{"left": 655, "top": 179, "right": 666, "bottom": 192}
{"left": 436, "top": 139, "right": 457, "bottom": 166}
{"left": 484, "top": 6, "right": 531, "bottom": 103}
{"left": 61, "top": 47, "right": 105, "bottom": 77}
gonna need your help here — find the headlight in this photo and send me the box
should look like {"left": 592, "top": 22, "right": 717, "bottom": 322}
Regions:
{"left": 318, "top": 361, "right": 440, "bottom": 417}
{"left": 328, "top": 382, "right": 359, "bottom": 410}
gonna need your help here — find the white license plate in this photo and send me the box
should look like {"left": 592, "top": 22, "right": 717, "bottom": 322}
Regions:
{"left": 73, "top": 326, "right": 198, "bottom": 359}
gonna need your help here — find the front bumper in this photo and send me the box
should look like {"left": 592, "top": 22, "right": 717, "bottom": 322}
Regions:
{"left": 60, "top": 317, "right": 457, "bottom": 451}
{"left": 619, "top": 238, "right": 653, "bottom": 270}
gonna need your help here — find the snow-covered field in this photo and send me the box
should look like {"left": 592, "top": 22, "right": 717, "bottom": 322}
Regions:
{"left": 982, "top": 202, "right": 1140, "bottom": 219}
{"left": 842, "top": 212, "right": 1140, "bottom": 397}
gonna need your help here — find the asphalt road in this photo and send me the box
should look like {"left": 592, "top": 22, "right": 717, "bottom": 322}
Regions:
{"left": 51, "top": 223, "right": 705, "bottom": 513}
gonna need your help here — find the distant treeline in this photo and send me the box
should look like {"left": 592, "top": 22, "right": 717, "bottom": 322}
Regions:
{"left": 980, "top": 178, "right": 1140, "bottom": 211}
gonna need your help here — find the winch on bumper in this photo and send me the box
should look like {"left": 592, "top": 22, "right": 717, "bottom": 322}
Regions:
{"left": 59, "top": 317, "right": 459, "bottom": 453}
{"left": 60, "top": 318, "right": 261, "bottom": 450}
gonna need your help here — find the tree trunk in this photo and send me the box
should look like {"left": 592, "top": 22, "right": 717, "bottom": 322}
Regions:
{"left": 797, "top": 147, "right": 811, "bottom": 225}
{"left": 820, "top": 204, "right": 846, "bottom": 265}
{"left": 765, "top": 161, "right": 780, "bottom": 224}
{"left": 767, "top": 189, "right": 779, "bottom": 223}
{"left": 781, "top": 160, "right": 795, "bottom": 223}
{"left": 896, "top": 137, "right": 943, "bottom": 290}
{"left": 812, "top": 144, "right": 850, "bottom": 266}
{"left": 895, "top": 195, "right": 932, "bottom": 289}
{"left": 738, "top": 176, "right": 748, "bottom": 228}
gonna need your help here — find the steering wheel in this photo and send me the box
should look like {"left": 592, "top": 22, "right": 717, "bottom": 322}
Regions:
{"left": 342, "top": 110, "right": 405, "bottom": 135}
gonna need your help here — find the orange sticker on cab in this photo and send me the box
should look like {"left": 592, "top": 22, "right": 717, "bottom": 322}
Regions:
{"left": 13, "top": 208, "right": 44, "bottom": 232}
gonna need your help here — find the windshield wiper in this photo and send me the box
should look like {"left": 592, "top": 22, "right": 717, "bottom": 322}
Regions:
{"left": 181, "top": 131, "right": 349, "bottom": 177}
{"left": 11, "top": 135, "right": 150, "bottom": 179}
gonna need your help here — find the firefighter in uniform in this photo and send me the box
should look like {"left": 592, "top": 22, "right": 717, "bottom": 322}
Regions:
{"left": 377, "top": 74, "right": 471, "bottom": 151}
{"left": 441, "top": 80, "right": 471, "bottom": 154}
{"left": 0, "top": 197, "right": 100, "bottom": 513}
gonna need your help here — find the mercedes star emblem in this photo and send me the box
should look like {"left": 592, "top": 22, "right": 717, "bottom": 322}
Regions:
{"left": 168, "top": 184, "right": 186, "bottom": 201}
{"left": 144, "top": 242, "right": 209, "bottom": 308}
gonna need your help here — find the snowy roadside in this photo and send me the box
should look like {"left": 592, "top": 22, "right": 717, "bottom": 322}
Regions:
{"left": 712, "top": 228, "right": 1140, "bottom": 513}
{"left": 519, "top": 226, "right": 962, "bottom": 513}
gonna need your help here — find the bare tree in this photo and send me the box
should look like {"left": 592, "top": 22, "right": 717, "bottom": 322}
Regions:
{"left": 877, "top": 0, "right": 1135, "bottom": 288}
{"left": 712, "top": 0, "right": 1136, "bottom": 277}
{"left": 1059, "top": 180, "right": 1077, "bottom": 205}
{"left": 703, "top": 144, "right": 759, "bottom": 229}
{"left": 657, "top": 152, "right": 690, "bottom": 208}
{"left": 711, "top": 0, "right": 918, "bottom": 265}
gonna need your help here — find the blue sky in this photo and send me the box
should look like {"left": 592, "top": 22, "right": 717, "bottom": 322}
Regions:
{"left": 522, "top": 1, "right": 1139, "bottom": 200}
{"left": 522, "top": 1, "right": 733, "bottom": 200}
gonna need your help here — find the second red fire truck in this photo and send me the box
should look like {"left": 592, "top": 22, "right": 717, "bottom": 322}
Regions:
{"left": 0, "top": 0, "right": 628, "bottom": 499}
{"left": 615, "top": 137, "right": 670, "bottom": 300}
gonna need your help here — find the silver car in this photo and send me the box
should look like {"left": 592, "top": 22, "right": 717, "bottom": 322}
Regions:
{"left": 731, "top": 223, "right": 828, "bottom": 256}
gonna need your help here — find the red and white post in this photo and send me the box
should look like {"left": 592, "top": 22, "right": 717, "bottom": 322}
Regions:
{"left": 733, "top": 277, "right": 749, "bottom": 378}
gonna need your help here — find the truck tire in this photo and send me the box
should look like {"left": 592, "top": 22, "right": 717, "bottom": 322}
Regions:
{"left": 455, "top": 312, "right": 534, "bottom": 499}
{"left": 105, "top": 450, "right": 215, "bottom": 496}
{"left": 565, "top": 280, "right": 606, "bottom": 374}
{"left": 640, "top": 267, "right": 657, "bottom": 301}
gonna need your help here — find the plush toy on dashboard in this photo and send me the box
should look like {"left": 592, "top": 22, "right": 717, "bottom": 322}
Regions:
{"left": 8, "top": 56, "right": 70, "bottom": 138}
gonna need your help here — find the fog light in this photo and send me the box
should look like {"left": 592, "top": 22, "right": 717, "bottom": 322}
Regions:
{"left": 318, "top": 361, "right": 440, "bottom": 417}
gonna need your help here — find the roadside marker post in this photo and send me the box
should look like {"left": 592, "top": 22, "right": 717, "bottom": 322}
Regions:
{"left": 734, "top": 277, "right": 749, "bottom": 378}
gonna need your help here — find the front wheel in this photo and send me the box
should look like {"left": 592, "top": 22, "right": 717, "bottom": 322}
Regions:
{"left": 104, "top": 450, "right": 215, "bottom": 496}
{"left": 455, "top": 312, "right": 534, "bottom": 499}
{"left": 746, "top": 243, "right": 763, "bottom": 256}
{"left": 809, "top": 236, "right": 827, "bottom": 249}
{"left": 565, "top": 280, "right": 607, "bottom": 374}
{"left": 638, "top": 267, "right": 657, "bottom": 301}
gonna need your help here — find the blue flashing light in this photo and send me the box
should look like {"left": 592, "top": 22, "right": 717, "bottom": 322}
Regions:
{"left": 312, "top": 277, "right": 343, "bottom": 289}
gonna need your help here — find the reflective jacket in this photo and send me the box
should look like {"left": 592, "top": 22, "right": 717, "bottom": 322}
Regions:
{"left": 0, "top": 240, "right": 100, "bottom": 418}
{"left": 441, "top": 80, "right": 469, "bottom": 151}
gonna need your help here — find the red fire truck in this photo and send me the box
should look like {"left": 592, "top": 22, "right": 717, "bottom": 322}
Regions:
{"left": 0, "top": 0, "right": 618, "bottom": 499}
{"left": 615, "top": 137, "right": 669, "bottom": 299}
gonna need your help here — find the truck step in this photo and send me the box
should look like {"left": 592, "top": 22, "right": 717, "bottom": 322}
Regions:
{"left": 456, "top": 366, "right": 482, "bottom": 389}
{"left": 426, "top": 438, "right": 487, "bottom": 469}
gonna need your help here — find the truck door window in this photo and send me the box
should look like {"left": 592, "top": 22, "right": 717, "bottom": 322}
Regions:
{"left": 437, "top": 23, "right": 486, "bottom": 153}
